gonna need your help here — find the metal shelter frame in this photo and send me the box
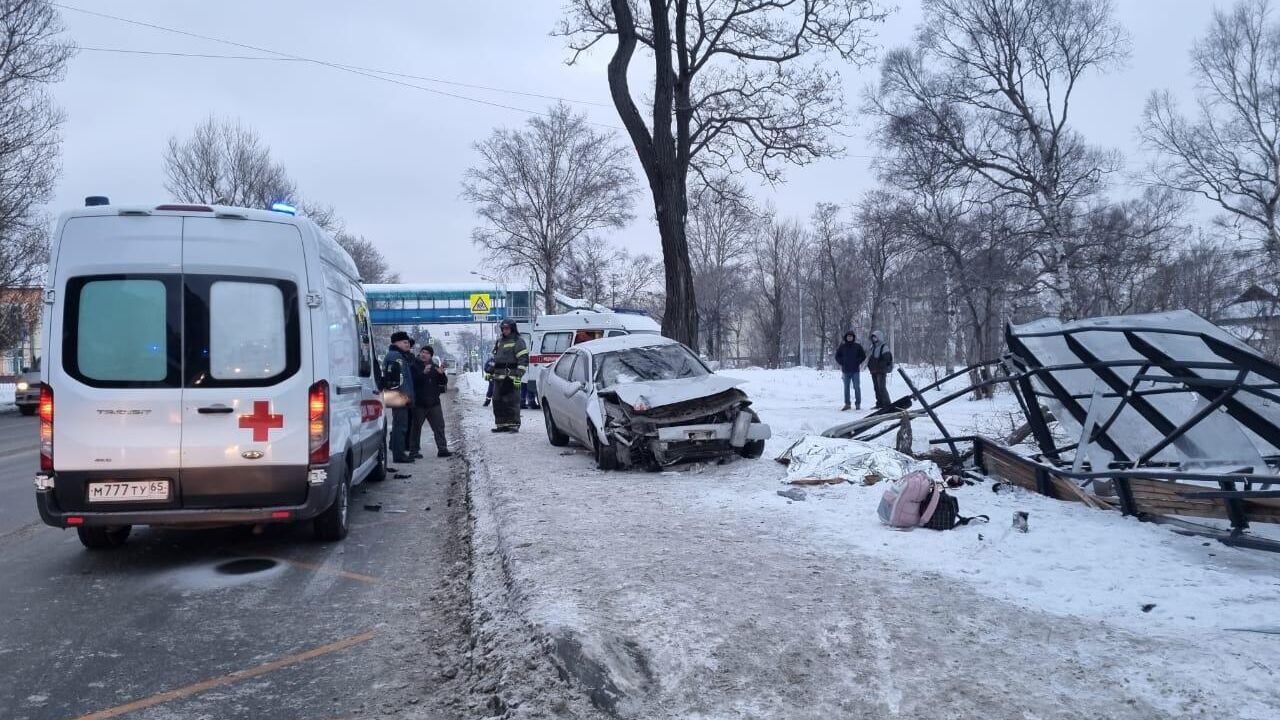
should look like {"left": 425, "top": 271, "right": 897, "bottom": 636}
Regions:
{"left": 827, "top": 318, "right": 1280, "bottom": 551}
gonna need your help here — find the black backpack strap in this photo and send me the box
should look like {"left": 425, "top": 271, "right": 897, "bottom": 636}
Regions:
{"left": 954, "top": 514, "right": 990, "bottom": 527}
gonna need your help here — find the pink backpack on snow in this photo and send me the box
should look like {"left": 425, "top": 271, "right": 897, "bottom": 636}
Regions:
{"left": 878, "top": 471, "right": 941, "bottom": 529}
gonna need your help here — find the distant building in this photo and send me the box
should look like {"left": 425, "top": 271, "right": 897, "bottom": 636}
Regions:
{"left": 0, "top": 286, "right": 41, "bottom": 379}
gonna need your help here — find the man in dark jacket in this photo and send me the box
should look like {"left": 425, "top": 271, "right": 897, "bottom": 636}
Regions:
{"left": 383, "top": 331, "right": 417, "bottom": 464}
{"left": 412, "top": 345, "right": 452, "bottom": 457}
{"left": 486, "top": 319, "right": 528, "bottom": 432}
{"left": 867, "top": 330, "right": 894, "bottom": 409}
{"left": 834, "top": 330, "right": 867, "bottom": 411}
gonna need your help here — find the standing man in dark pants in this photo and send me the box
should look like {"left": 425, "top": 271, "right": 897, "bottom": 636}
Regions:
{"left": 413, "top": 345, "right": 452, "bottom": 457}
{"left": 867, "top": 330, "right": 894, "bottom": 410}
{"left": 406, "top": 340, "right": 425, "bottom": 459}
{"left": 486, "top": 319, "right": 528, "bottom": 432}
{"left": 834, "top": 329, "right": 866, "bottom": 411}
{"left": 383, "top": 331, "right": 417, "bottom": 464}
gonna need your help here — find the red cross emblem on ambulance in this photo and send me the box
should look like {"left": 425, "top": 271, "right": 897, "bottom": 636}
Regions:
{"left": 239, "top": 401, "right": 284, "bottom": 442}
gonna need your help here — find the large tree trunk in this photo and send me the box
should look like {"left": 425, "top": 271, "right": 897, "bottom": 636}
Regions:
{"left": 652, "top": 178, "right": 698, "bottom": 345}
{"left": 605, "top": 0, "right": 698, "bottom": 348}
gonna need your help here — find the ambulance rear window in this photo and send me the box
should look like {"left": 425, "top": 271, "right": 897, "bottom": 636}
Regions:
{"left": 63, "top": 275, "right": 181, "bottom": 388}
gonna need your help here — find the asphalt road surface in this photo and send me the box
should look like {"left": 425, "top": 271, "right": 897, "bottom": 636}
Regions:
{"left": 0, "top": 400, "right": 479, "bottom": 719}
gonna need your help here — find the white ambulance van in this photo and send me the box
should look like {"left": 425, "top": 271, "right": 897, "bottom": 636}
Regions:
{"left": 34, "top": 200, "right": 386, "bottom": 549}
{"left": 526, "top": 310, "right": 661, "bottom": 386}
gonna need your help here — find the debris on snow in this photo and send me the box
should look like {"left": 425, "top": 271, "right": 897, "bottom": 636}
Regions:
{"left": 780, "top": 435, "right": 941, "bottom": 486}
{"left": 776, "top": 488, "right": 807, "bottom": 501}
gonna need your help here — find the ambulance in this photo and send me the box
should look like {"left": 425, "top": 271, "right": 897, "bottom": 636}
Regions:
{"left": 526, "top": 310, "right": 661, "bottom": 386}
{"left": 34, "top": 199, "right": 386, "bottom": 548}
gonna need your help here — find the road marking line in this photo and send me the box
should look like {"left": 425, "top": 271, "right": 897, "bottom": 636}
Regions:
{"left": 269, "top": 556, "right": 380, "bottom": 584}
{"left": 223, "top": 551, "right": 380, "bottom": 584}
{"left": 74, "top": 630, "right": 376, "bottom": 720}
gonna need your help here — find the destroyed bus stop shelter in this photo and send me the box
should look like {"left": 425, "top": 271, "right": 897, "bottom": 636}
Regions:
{"left": 824, "top": 311, "right": 1280, "bottom": 551}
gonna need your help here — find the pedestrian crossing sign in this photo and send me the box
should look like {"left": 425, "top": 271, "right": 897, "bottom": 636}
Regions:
{"left": 469, "top": 293, "right": 492, "bottom": 316}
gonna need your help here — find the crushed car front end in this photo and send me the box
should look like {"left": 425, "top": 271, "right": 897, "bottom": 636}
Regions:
{"left": 597, "top": 386, "right": 771, "bottom": 468}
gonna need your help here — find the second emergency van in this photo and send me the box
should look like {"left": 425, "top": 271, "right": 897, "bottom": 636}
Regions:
{"left": 526, "top": 310, "right": 661, "bottom": 386}
{"left": 34, "top": 200, "right": 386, "bottom": 549}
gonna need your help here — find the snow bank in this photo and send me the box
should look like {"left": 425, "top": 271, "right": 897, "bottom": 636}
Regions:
{"left": 460, "top": 368, "right": 1280, "bottom": 718}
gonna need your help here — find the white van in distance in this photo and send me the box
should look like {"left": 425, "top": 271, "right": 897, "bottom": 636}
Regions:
{"left": 527, "top": 310, "right": 661, "bottom": 386}
{"left": 34, "top": 200, "right": 386, "bottom": 549}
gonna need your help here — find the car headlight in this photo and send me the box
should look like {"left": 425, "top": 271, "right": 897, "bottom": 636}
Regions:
{"left": 16, "top": 382, "right": 28, "bottom": 391}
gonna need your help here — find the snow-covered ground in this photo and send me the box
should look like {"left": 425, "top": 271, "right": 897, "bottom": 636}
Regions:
{"left": 460, "top": 368, "right": 1280, "bottom": 719}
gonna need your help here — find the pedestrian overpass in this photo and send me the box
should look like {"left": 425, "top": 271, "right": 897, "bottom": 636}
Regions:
{"left": 363, "top": 283, "right": 538, "bottom": 326}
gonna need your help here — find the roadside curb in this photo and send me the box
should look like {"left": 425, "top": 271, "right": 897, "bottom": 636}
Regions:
{"left": 455, "top": 376, "right": 611, "bottom": 719}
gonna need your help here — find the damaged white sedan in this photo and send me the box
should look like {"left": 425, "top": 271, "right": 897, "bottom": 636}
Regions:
{"left": 537, "top": 335, "right": 771, "bottom": 469}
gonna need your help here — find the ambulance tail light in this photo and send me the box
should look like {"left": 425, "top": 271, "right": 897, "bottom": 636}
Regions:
{"left": 308, "top": 380, "right": 330, "bottom": 465}
{"left": 39, "top": 384, "right": 53, "bottom": 473}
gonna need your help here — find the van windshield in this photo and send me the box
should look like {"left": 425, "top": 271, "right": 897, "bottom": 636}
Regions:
{"left": 594, "top": 344, "right": 708, "bottom": 387}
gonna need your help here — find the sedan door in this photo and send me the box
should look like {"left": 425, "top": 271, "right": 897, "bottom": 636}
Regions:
{"left": 565, "top": 352, "right": 594, "bottom": 441}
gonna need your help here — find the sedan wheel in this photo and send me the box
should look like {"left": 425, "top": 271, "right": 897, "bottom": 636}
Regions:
{"left": 589, "top": 424, "right": 618, "bottom": 471}
{"left": 544, "top": 405, "right": 570, "bottom": 447}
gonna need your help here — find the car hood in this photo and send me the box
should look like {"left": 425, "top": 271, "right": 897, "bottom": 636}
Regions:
{"left": 605, "top": 375, "right": 746, "bottom": 410}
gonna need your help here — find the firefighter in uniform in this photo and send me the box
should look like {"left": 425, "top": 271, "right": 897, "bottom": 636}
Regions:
{"left": 486, "top": 319, "right": 529, "bottom": 432}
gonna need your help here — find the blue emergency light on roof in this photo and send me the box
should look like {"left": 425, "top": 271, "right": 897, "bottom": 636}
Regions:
{"left": 270, "top": 202, "right": 297, "bottom": 215}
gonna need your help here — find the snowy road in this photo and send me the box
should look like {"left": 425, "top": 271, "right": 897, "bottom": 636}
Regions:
{"left": 0, "top": 396, "right": 482, "bottom": 719}
{"left": 462, "top": 369, "right": 1280, "bottom": 719}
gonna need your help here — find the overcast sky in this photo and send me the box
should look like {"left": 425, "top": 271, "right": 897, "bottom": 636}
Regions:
{"left": 48, "top": 0, "right": 1217, "bottom": 283}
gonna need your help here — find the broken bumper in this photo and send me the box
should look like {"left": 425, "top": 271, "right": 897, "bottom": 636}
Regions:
{"left": 655, "top": 423, "right": 771, "bottom": 443}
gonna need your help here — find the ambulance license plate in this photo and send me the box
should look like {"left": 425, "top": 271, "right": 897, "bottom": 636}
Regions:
{"left": 87, "top": 480, "right": 170, "bottom": 503}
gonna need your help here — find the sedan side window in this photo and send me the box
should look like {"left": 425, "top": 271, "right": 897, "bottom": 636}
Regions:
{"left": 554, "top": 353, "right": 576, "bottom": 380}
{"left": 571, "top": 354, "right": 590, "bottom": 384}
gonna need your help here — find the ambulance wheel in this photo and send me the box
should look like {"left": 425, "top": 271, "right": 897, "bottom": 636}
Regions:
{"left": 78, "top": 525, "right": 131, "bottom": 550}
{"left": 314, "top": 463, "right": 351, "bottom": 542}
{"left": 367, "top": 434, "right": 388, "bottom": 483}
{"left": 738, "top": 439, "right": 766, "bottom": 460}
{"left": 544, "top": 406, "right": 569, "bottom": 447}
{"left": 589, "top": 425, "right": 617, "bottom": 471}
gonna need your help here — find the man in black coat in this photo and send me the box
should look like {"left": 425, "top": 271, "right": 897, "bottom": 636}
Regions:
{"left": 834, "top": 330, "right": 866, "bottom": 411}
{"left": 382, "top": 331, "right": 416, "bottom": 464}
{"left": 412, "top": 345, "right": 452, "bottom": 457}
{"left": 867, "top": 330, "right": 894, "bottom": 409}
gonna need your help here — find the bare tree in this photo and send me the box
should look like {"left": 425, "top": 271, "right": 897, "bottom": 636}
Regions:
{"left": 750, "top": 215, "right": 808, "bottom": 368}
{"left": 335, "top": 232, "right": 401, "bottom": 284}
{"left": 164, "top": 116, "right": 296, "bottom": 208}
{"left": 559, "top": 0, "right": 887, "bottom": 346}
{"left": 0, "top": 0, "right": 73, "bottom": 324}
{"left": 688, "top": 180, "right": 756, "bottom": 360}
{"left": 559, "top": 242, "right": 662, "bottom": 310}
{"left": 854, "top": 191, "right": 913, "bottom": 331}
{"left": 1141, "top": 0, "right": 1280, "bottom": 257}
{"left": 462, "top": 104, "right": 637, "bottom": 315}
{"left": 869, "top": 0, "right": 1129, "bottom": 307}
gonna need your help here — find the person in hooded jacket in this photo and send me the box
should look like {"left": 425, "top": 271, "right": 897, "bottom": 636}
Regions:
{"left": 486, "top": 319, "right": 529, "bottom": 431}
{"left": 383, "top": 331, "right": 417, "bottom": 464}
{"left": 867, "top": 330, "right": 894, "bottom": 409}
{"left": 834, "top": 330, "right": 867, "bottom": 411}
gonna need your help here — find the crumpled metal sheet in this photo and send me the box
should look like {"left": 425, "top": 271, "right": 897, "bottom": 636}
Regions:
{"left": 780, "top": 436, "right": 942, "bottom": 484}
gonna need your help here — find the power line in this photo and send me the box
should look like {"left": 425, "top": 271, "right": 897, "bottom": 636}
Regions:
{"left": 71, "top": 45, "right": 614, "bottom": 109}
{"left": 53, "top": 3, "right": 620, "bottom": 127}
